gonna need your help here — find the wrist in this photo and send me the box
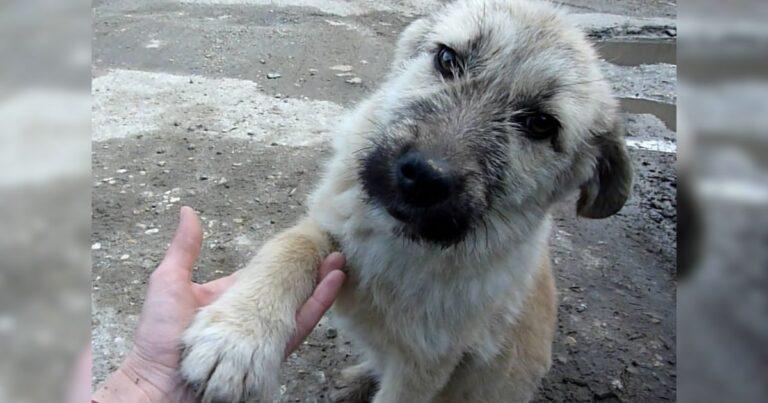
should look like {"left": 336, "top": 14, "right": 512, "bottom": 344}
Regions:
{"left": 93, "top": 352, "right": 171, "bottom": 403}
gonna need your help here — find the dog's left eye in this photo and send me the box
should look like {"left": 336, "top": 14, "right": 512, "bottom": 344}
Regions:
{"left": 523, "top": 113, "right": 559, "bottom": 139}
{"left": 435, "top": 45, "right": 461, "bottom": 79}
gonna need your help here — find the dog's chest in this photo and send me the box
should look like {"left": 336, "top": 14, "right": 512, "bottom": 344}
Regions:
{"left": 333, "top": 233, "right": 537, "bottom": 359}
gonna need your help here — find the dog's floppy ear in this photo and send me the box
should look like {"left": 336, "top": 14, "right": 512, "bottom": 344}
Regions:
{"left": 576, "top": 121, "right": 633, "bottom": 219}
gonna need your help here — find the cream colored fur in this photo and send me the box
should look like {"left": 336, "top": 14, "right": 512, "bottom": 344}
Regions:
{"left": 180, "top": 1, "right": 626, "bottom": 402}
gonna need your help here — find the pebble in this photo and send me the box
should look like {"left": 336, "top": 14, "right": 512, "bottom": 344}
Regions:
{"left": 576, "top": 303, "right": 588, "bottom": 313}
{"left": 169, "top": 197, "right": 181, "bottom": 203}
{"left": 266, "top": 73, "right": 282, "bottom": 79}
{"left": 325, "top": 327, "right": 338, "bottom": 339}
{"left": 144, "top": 228, "right": 159, "bottom": 235}
{"left": 330, "top": 64, "right": 353, "bottom": 72}
{"left": 564, "top": 336, "right": 577, "bottom": 346}
{"left": 91, "top": 242, "right": 102, "bottom": 250}
{"left": 345, "top": 77, "right": 362, "bottom": 85}
{"left": 308, "top": 68, "right": 318, "bottom": 75}
{"left": 119, "top": 254, "right": 130, "bottom": 260}
{"left": 116, "top": 169, "right": 127, "bottom": 174}
{"left": 315, "top": 371, "right": 326, "bottom": 384}
{"left": 610, "top": 379, "right": 624, "bottom": 391}
{"left": 157, "top": 161, "right": 166, "bottom": 167}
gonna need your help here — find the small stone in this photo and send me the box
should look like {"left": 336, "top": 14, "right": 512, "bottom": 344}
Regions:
{"left": 169, "top": 197, "right": 181, "bottom": 203}
{"left": 144, "top": 228, "right": 159, "bottom": 235}
{"left": 610, "top": 379, "right": 624, "bottom": 391}
{"left": 218, "top": 177, "right": 228, "bottom": 185}
{"left": 335, "top": 72, "right": 353, "bottom": 77}
{"left": 266, "top": 73, "right": 282, "bottom": 79}
{"left": 330, "top": 64, "right": 353, "bottom": 72}
{"left": 187, "top": 144, "right": 196, "bottom": 150}
{"left": 325, "top": 327, "right": 338, "bottom": 339}
{"left": 564, "top": 336, "right": 577, "bottom": 346}
{"left": 116, "top": 169, "right": 127, "bottom": 174}
{"left": 233, "top": 218, "right": 244, "bottom": 224}
{"left": 345, "top": 77, "right": 362, "bottom": 85}
{"left": 576, "top": 303, "right": 588, "bottom": 313}
{"left": 120, "top": 254, "right": 130, "bottom": 260}
{"left": 308, "top": 68, "right": 318, "bottom": 75}
{"left": 260, "top": 59, "right": 267, "bottom": 64}
{"left": 280, "top": 384, "right": 287, "bottom": 395}
{"left": 157, "top": 161, "right": 166, "bottom": 167}
{"left": 91, "top": 242, "right": 102, "bottom": 250}
{"left": 315, "top": 371, "right": 326, "bottom": 384}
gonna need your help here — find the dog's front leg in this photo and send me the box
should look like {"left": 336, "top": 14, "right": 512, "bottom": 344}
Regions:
{"left": 180, "top": 217, "right": 331, "bottom": 402}
{"left": 373, "top": 353, "right": 461, "bottom": 403}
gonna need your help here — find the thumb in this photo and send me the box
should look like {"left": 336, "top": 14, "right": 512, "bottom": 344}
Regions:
{"left": 156, "top": 206, "right": 203, "bottom": 279}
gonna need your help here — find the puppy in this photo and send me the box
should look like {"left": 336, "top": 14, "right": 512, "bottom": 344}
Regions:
{"left": 180, "top": 0, "right": 632, "bottom": 402}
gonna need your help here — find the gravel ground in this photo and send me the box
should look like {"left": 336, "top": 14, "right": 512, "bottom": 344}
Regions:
{"left": 92, "top": 0, "right": 677, "bottom": 401}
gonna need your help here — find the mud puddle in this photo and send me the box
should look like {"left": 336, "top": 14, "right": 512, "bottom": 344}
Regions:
{"left": 599, "top": 38, "right": 677, "bottom": 131}
{"left": 597, "top": 38, "right": 676, "bottom": 66}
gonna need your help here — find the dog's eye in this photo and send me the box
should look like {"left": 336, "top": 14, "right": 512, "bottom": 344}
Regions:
{"left": 524, "top": 114, "right": 559, "bottom": 139}
{"left": 435, "top": 45, "right": 461, "bottom": 79}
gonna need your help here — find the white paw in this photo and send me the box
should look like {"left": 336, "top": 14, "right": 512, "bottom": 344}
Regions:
{"left": 180, "top": 306, "right": 289, "bottom": 402}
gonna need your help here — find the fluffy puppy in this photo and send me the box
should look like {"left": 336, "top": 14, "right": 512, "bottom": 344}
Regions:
{"left": 180, "top": 0, "right": 632, "bottom": 402}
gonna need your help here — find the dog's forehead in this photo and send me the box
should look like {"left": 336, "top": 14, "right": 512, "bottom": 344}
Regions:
{"left": 426, "top": 1, "right": 592, "bottom": 86}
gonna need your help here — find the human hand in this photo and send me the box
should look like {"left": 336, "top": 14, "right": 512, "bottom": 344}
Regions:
{"left": 93, "top": 207, "right": 346, "bottom": 402}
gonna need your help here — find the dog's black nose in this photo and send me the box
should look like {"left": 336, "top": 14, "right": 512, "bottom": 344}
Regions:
{"left": 395, "top": 150, "right": 454, "bottom": 207}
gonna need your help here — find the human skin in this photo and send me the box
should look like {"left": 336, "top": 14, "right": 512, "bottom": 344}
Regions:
{"left": 92, "top": 207, "right": 345, "bottom": 402}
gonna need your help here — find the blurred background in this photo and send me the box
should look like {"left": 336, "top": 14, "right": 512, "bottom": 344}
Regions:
{"left": 0, "top": 0, "right": 91, "bottom": 402}
{"left": 677, "top": 1, "right": 768, "bottom": 402}
{"left": 0, "top": 0, "right": 765, "bottom": 401}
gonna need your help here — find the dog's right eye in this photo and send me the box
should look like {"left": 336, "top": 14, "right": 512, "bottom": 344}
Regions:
{"left": 435, "top": 45, "right": 461, "bottom": 79}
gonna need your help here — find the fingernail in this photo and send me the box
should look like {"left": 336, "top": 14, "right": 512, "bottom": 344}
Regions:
{"left": 327, "top": 252, "right": 346, "bottom": 269}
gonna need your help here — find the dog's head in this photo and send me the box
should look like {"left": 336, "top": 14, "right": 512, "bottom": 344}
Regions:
{"left": 358, "top": 0, "right": 632, "bottom": 246}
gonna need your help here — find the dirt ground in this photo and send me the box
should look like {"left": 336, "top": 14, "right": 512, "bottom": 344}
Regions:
{"left": 92, "top": 0, "right": 677, "bottom": 401}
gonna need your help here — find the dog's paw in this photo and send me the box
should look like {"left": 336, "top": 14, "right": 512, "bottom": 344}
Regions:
{"left": 180, "top": 306, "right": 287, "bottom": 402}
